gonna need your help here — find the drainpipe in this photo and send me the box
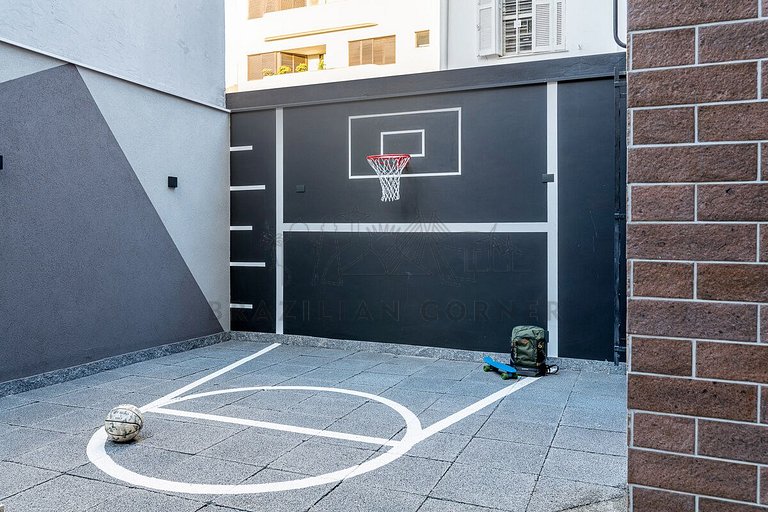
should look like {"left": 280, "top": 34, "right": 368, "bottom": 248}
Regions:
{"left": 440, "top": 0, "right": 449, "bottom": 69}
{"left": 613, "top": 0, "right": 627, "bottom": 48}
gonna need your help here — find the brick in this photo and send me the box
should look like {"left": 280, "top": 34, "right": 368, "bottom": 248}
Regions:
{"left": 700, "top": 20, "right": 768, "bottom": 63}
{"left": 763, "top": 143, "right": 768, "bottom": 180}
{"left": 631, "top": 336, "right": 692, "bottom": 376}
{"left": 763, "top": 307, "right": 768, "bottom": 342}
{"left": 628, "top": 374, "right": 758, "bottom": 421}
{"left": 632, "top": 29, "right": 695, "bottom": 70}
{"left": 628, "top": 64, "right": 757, "bottom": 108}
{"left": 632, "top": 487, "right": 695, "bottom": 512}
{"left": 628, "top": 449, "right": 757, "bottom": 501}
{"left": 699, "top": 420, "right": 768, "bottom": 464}
{"left": 762, "top": 225, "right": 768, "bottom": 262}
{"left": 628, "top": 0, "right": 757, "bottom": 30}
{"left": 698, "top": 184, "right": 768, "bottom": 221}
{"left": 700, "top": 102, "right": 768, "bottom": 142}
{"left": 762, "top": 387, "right": 768, "bottom": 424}
{"left": 698, "top": 342, "right": 768, "bottom": 383}
{"left": 628, "top": 145, "right": 758, "bottom": 183}
{"left": 764, "top": 62, "right": 768, "bottom": 103}
{"left": 633, "top": 413, "right": 695, "bottom": 453}
{"left": 700, "top": 499, "right": 768, "bottom": 512}
{"left": 627, "top": 224, "right": 756, "bottom": 261}
{"left": 763, "top": 467, "right": 768, "bottom": 505}
{"left": 698, "top": 264, "right": 768, "bottom": 302}
{"left": 628, "top": 299, "right": 758, "bottom": 341}
{"left": 631, "top": 185, "right": 694, "bottom": 221}
{"left": 633, "top": 261, "right": 693, "bottom": 298}
{"left": 633, "top": 107, "right": 695, "bottom": 145}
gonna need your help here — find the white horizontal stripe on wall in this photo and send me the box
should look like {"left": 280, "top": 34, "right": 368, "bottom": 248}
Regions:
{"left": 230, "top": 262, "right": 266, "bottom": 267}
{"left": 282, "top": 222, "right": 548, "bottom": 233}
{"left": 230, "top": 146, "right": 253, "bottom": 152}
{"left": 230, "top": 185, "right": 266, "bottom": 191}
{"left": 230, "top": 226, "right": 253, "bottom": 231}
{"left": 230, "top": 303, "right": 253, "bottom": 309}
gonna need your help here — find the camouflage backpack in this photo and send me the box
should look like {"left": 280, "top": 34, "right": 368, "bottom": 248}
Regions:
{"left": 510, "top": 325, "right": 558, "bottom": 377}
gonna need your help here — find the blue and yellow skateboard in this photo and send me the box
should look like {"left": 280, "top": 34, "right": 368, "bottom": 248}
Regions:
{"left": 482, "top": 356, "right": 518, "bottom": 380}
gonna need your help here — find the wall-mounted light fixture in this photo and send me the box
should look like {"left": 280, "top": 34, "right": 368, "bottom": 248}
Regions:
{"left": 168, "top": 176, "right": 178, "bottom": 188}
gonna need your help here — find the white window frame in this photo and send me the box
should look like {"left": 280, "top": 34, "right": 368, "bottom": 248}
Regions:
{"left": 478, "top": 0, "right": 565, "bottom": 58}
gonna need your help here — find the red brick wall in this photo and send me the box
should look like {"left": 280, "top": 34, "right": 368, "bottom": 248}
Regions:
{"left": 627, "top": 1, "right": 768, "bottom": 509}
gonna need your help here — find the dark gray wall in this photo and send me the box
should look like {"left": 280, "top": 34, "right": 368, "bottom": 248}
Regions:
{"left": 229, "top": 54, "right": 627, "bottom": 361}
{"left": 0, "top": 65, "right": 222, "bottom": 382}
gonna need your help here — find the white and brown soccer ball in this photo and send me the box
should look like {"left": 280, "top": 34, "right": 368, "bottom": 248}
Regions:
{"left": 105, "top": 404, "right": 144, "bottom": 442}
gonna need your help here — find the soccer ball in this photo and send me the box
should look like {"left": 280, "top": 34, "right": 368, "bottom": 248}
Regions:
{"left": 105, "top": 404, "right": 144, "bottom": 442}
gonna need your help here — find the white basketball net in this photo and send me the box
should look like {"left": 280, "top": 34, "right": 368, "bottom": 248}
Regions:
{"left": 366, "top": 154, "right": 411, "bottom": 202}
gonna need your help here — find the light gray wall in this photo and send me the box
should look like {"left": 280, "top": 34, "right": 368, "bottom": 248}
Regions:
{"left": 0, "top": 0, "right": 225, "bottom": 106}
{"left": 80, "top": 69, "right": 230, "bottom": 329}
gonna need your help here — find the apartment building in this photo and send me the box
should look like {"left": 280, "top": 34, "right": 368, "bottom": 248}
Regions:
{"left": 226, "top": 0, "right": 441, "bottom": 92}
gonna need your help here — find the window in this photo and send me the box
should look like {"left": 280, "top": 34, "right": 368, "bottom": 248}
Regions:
{"left": 349, "top": 36, "right": 396, "bottom": 66}
{"left": 248, "top": 0, "right": 307, "bottom": 19}
{"left": 478, "top": 0, "right": 564, "bottom": 57}
{"left": 415, "top": 30, "right": 430, "bottom": 47}
{"left": 247, "top": 51, "right": 308, "bottom": 80}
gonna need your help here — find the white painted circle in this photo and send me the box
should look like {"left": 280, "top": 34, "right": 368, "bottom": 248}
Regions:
{"left": 87, "top": 385, "right": 423, "bottom": 494}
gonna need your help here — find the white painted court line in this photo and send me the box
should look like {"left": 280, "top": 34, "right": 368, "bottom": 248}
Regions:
{"left": 140, "top": 342, "right": 280, "bottom": 412}
{"left": 230, "top": 185, "right": 266, "bottom": 191}
{"left": 152, "top": 407, "right": 399, "bottom": 447}
{"left": 418, "top": 377, "right": 538, "bottom": 439}
{"left": 89, "top": 344, "right": 540, "bottom": 495}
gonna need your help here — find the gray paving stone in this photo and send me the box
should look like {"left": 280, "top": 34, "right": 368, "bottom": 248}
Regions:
{"left": 412, "top": 360, "right": 481, "bottom": 381}
{"left": 326, "top": 402, "right": 406, "bottom": 439}
{"left": 10, "top": 432, "right": 93, "bottom": 472}
{"left": 431, "top": 462, "right": 535, "bottom": 511}
{"left": 287, "top": 393, "right": 368, "bottom": 419}
{"left": 395, "top": 376, "right": 454, "bottom": 394}
{"left": 379, "top": 388, "right": 442, "bottom": 414}
{"left": 476, "top": 416, "right": 557, "bottom": 446}
{"left": 121, "top": 362, "right": 202, "bottom": 380}
{"left": 560, "top": 406, "right": 627, "bottom": 433}
{"left": 447, "top": 379, "right": 515, "bottom": 398}
{"left": 0, "top": 425, "right": 62, "bottom": 459}
{"left": 200, "top": 427, "right": 304, "bottom": 466}
{"left": 339, "top": 372, "right": 407, "bottom": 393}
{"left": 1, "top": 474, "right": 126, "bottom": 512}
{"left": 525, "top": 476, "right": 626, "bottom": 512}
{"left": 1, "top": 401, "right": 79, "bottom": 426}
{"left": 86, "top": 486, "right": 202, "bottom": 511}
{"left": 369, "top": 359, "right": 434, "bottom": 376}
{"left": 159, "top": 454, "right": 262, "bottom": 484}
{"left": 281, "top": 367, "right": 364, "bottom": 386}
{"left": 269, "top": 439, "right": 376, "bottom": 474}
{"left": 0, "top": 461, "right": 58, "bottom": 500}
{"left": 141, "top": 416, "right": 243, "bottom": 454}
{"left": 0, "top": 394, "right": 35, "bottom": 411}
{"left": 552, "top": 426, "right": 627, "bottom": 457}
{"left": 11, "top": 380, "right": 90, "bottom": 401}
{"left": 540, "top": 448, "right": 627, "bottom": 488}
{"left": 230, "top": 389, "right": 316, "bottom": 412}
{"left": 20, "top": 406, "right": 106, "bottom": 434}
{"left": 407, "top": 432, "right": 472, "bottom": 462}
{"left": 490, "top": 400, "right": 566, "bottom": 424}
{"left": 455, "top": 437, "right": 548, "bottom": 475}
{"left": 349, "top": 453, "right": 449, "bottom": 495}
{"left": 212, "top": 468, "right": 335, "bottom": 512}
{"left": 311, "top": 481, "right": 425, "bottom": 511}
{"left": 417, "top": 407, "right": 491, "bottom": 436}
{"left": 567, "top": 393, "right": 627, "bottom": 413}
{"left": 210, "top": 404, "right": 337, "bottom": 434}
{"left": 418, "top": 497, "right": 499, "bottom": 511}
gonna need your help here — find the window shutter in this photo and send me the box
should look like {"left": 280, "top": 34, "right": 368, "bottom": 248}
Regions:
{"left": 533, "top": 0, "right": 552, "bottom": 50}
{"left": 349, "top": 40, "right": 361, "bottom": 66}
{"left": 248, "top": 0, "right": 265, "bottom": 19}
{"left": 477, "top": 0, "right": 501, "bottom": 57}
{"left": 554, "top": 0, "right": 564, "bottom": 48}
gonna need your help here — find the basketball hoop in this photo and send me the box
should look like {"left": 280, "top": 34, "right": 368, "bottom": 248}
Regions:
{"left": 366, "top": 154, "right": 411, "bottom": 202}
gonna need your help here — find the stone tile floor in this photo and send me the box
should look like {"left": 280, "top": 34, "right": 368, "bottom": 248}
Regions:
{"left": 0, "top": 341, "right": 627, "bottom": 511}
